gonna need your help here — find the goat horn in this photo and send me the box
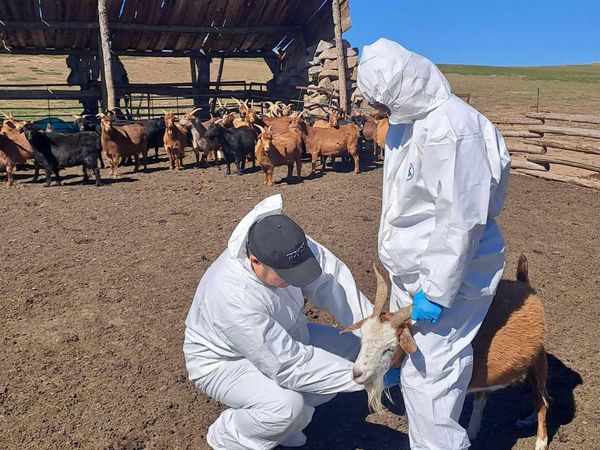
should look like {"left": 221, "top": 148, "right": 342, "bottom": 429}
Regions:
{"left": 372, "top": 264, "right": 389, "bottom": 318}
{"left": 340, "top": 318, "right": 368, "bottom": 334}
{"left": 255, "top": 124, "right": 266, "bottom": 134}
{"left": 190, "top": 107, "right": 202, "bottom": 115}
{"left": 231, "top": 97, "right": 242, "bottom": 107}
{"left": 217, "top": 98, "right": 223, "bottom": 108}
{"left": 250, "top": 99, "right": 254, "bottom": 109}
{"left": 389, "top": 305, "right": 414, "bottom": 328}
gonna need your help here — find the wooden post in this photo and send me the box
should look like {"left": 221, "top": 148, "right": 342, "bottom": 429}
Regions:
{"left": 332, "top": 0, "right": 348, "bottom": 114}
{"left": 190, "top": 57, "right": 199, "bottom": 107}
{"left": 210, "top": 58, "right": 225, "bottom": 112}
{"left": 97, "top": 0, "right": 115, "bottom": 112}
{"left": 194, "top": 56, "right": 211, "bottom": 116}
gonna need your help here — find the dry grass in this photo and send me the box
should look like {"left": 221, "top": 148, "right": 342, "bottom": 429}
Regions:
{"left": 1, "top": 54, "right": 599, "bottom": 120}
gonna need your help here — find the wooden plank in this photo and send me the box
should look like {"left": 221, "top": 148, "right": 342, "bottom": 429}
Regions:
{"left": 529, "top": 126, "right": 600, "bottom": 140}
{"left": 0, "top": 89, "right": 100, "bottom": 100}
{"left": 526, "top": 155, "right": 600, "bottom": 173}
{"left": 0, "top": 20, "right": 302, "bottom": 34}
{"left": 0, "top": 47, "right": 276, "bottom": 58}
{"left": 502, "top": 130, "right": 543, "bottom": 138}
{"left": 507, "top": 145, "right": 545, "bottom": 155}
{"left": 514, "top": 171, "right": 600, "bottom": 190}
{"left": 525, "top": 112, "right": 600, "bottom": 125}
{"left": 527, "top": 139, "right": 600, "bottom": 156}
{"left": 510, "top": 160, "right": 549, "bottom": 171}
{"left": 493, "top": 117, "right": 544, "bottom": 125}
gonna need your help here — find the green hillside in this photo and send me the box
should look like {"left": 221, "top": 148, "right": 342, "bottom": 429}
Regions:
{"left": 438, "top": 63, "right": 600, "bottom": 83}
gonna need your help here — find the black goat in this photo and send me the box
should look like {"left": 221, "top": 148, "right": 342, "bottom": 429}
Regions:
{"left": 21, "top": 123, "right": 102, "bottom": 187}
{"left": 204, "top": 125, "right": 256, "bottom": 175}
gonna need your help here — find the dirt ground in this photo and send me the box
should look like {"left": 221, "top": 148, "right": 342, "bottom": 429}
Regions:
{"left": 1, "top": 147, "right": 599, "bottom": 449}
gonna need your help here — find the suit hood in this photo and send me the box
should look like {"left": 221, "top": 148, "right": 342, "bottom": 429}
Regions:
{"left": 357, "top": 38, "right": 452, "bottom": 124}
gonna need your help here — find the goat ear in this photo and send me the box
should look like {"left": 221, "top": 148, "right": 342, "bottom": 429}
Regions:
{"left": 340, "top": 318, "right": 367, "bottom": 334}
{"left": 398, "top": 326, "right": 417, "bottom": 354}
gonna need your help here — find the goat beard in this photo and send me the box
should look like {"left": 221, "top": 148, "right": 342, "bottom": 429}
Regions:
{"left": 365, "top": 372, "right": 393, "bottom": 415}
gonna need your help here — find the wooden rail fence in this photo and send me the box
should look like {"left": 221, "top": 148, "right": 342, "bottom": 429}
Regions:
{"left": 492, "top": 111, "right": 600, "bottom": 189}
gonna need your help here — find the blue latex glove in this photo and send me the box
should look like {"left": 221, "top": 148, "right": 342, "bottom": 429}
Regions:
{"left": 383, "top": 367, "right": 401, "bottom": 389}
{"left": 411, "top": 290, "right": 443, "bottom": 324}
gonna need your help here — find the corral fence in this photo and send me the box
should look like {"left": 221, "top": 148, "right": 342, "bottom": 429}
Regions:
{"left": 492, "top": 112, "right": 600, "bottom": 190}
{"left": 0, "top": 80, "right": 296, "bottom": 121}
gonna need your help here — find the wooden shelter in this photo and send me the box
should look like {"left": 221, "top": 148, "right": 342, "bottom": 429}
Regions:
{"left": 0, "top": 0, "right": 352, "bottom": 116}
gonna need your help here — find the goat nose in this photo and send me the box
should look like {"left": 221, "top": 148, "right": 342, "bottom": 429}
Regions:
{"left": 352, "top": 368, "right": 363, "bottom": 380}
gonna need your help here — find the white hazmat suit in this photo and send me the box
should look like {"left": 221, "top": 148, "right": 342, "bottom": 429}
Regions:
{"left": 184, "top": 194, "right": 373, "bottom": 449}
{"left": 358, "top": 39, "right": 511, "bottom": 449}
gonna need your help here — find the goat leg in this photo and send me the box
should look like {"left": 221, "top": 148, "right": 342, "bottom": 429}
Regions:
{"left": 82, "top": 165, "right": 89, "bottom": 183}
{"left": 32, "top": 159, "right": 40, "bottom": 182}
{"left": 93, "top": 167, "right": 102, "bottom": 186}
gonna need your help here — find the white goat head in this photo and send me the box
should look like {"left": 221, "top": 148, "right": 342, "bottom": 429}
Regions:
{"left": 342, "top": 265, "right": 416, "bottom": 413}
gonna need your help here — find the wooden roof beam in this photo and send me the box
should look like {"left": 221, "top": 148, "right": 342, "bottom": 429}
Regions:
{"left": 0, "top": 21, "right": 302, "bottom": 35}
{"left": 0, "top": 48, "right": 278, "bottom": 58}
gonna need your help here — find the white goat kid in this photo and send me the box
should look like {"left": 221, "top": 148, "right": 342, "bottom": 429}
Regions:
{"left": 344, "top": 256, "right": 549, "bottom": 450}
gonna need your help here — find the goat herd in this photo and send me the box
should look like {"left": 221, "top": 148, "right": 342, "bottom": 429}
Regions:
{"left": 0, "top": 99, "right": 390, "bottom": 188}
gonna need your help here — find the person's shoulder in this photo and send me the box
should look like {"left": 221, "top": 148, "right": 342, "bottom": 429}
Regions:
{"left": 426, "top": 96, "right": 489, "bottom": 140}
{"left": 205, "top": 253, "right": 273, "bottom": 312}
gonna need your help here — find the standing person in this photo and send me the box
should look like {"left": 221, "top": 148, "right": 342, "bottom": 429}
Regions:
{"left": 183, "top": 194, "right": 375, "bottom": 449}
{"left": 357, "top": 38, "right": 511, "bottom": 449}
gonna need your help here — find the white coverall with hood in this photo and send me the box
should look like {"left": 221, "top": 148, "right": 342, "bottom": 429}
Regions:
{"left": 358, "top": 39, "right": 511, "bottom": 449}
{"left": 183, "top": 194, "right": 373, "bottom": 450}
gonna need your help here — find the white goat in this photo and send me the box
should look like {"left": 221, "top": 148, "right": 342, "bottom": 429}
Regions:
{"left": 344, "top": 256, "right": 549, "bottom": 450}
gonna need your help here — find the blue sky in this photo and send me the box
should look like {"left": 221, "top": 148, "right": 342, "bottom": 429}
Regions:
{"left": 344, "top": 0, "right": 600, "bottom": 67}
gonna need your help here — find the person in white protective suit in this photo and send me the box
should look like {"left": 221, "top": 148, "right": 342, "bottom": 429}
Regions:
{"left": 183, "top": 194, "right": 376, "bottom": 450}
{"left": 357, "top": 39, "right": 511, "bottom": 449}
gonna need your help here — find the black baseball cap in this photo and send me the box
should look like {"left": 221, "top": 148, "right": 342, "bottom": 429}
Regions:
{"left": 247, "top": 214, "right": 322, "bottom": 287}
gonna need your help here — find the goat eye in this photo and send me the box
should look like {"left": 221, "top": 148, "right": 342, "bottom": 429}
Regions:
{"left": 383, "top": 348, "right": 394, "bottom": 355}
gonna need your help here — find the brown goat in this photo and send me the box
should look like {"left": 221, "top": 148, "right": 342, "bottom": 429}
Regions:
{"left": 98, "top": 113, "right": 148, "bottom": 177}
{"left": 163, "top": 112, "right": 187, "bottom": 170}
{"left": 0, "top": 116, "right": 35, "bottom": 186}
{"left": 305, "top": 123, "right": 360, "bottom": 175}
{"left": 254, "top": 121, "right": 303, "bottom": 186}
{"left": 346, "top": 256, "right": 549, "bottom": 450}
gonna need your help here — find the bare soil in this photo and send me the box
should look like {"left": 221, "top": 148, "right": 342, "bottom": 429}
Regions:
{"left": 1, "top": 150, "right": 599, "bottom": 449}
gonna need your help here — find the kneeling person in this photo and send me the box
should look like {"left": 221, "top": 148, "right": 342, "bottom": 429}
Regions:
{"left": 183, "top": 195, "right": 373, "bottom": 449}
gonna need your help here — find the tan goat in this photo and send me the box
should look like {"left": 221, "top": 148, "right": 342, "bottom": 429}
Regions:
{"left": 98, "top": 113, "right": 148, "bottom": 177}
{"left": 163, "top": 111, "right": 187, "bottom": 170}
{"left": 254, "top": 121, "right": 302, "bottom": 186}
{"left": 374, "top": 117, "right": 389, "bottom": 160}
{"left": 344, "top": 256, "right": 548, "bottom": 450}
{"left": 313, "top": 110, "right": 341, "bottom": 129}
{"left": 305, "top": 122, "right": 360, "bottom": 175}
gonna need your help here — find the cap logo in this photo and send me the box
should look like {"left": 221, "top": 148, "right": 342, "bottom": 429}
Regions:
{"left": 286, "top": 241, "right": 306, "bottom": 262}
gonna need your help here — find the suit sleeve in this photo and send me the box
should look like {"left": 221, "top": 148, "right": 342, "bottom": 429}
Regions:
{"left": 219, "top": 305, "right": 363, "bottom": 394}
{"left": 418, "top": 135, "right": 491, "bottom": 307}
{"left": 301, "top": 237, "right": 373, "bottom": 327}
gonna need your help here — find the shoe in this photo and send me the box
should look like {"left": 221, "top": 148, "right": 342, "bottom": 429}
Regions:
{"left": 280, "top": 432, "right": 307, "bottom": 447}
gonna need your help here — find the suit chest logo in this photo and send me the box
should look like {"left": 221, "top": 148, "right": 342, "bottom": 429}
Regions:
{"left": 407, "top": 163, "right": 415, "bottom": 181}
